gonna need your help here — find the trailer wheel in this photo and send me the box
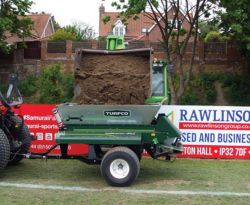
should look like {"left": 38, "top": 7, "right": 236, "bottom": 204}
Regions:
{"left": 101, "top": 146, "right": 140, "bottom": 187}
{"left": 8, "top": 116, "right": 31, "bottom": 165}
{"left": 0, "top": 129, "right": 10, "bottom": 169}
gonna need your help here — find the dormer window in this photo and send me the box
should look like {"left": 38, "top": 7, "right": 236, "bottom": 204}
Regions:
{"left": 113, "top": 20, "right": 126, "bottom": 36}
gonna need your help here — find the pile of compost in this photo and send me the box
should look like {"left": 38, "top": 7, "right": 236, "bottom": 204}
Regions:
{"left": 74, "top": 52, "right": 151, "bottom": 105}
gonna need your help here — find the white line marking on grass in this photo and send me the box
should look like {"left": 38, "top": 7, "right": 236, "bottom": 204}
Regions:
{"left": 122, "top": 189, "right": 250, "bottom": 197}
{"left": 0, "top": 182, "right": 250, "bottom": 197}
{"left": 0, "top": 182, "right": 99, "bottom": 193}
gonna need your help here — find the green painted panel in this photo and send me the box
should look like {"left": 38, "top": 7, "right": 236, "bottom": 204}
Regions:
{"left": 56, "top": 132, "right": 142, "bottom": 145}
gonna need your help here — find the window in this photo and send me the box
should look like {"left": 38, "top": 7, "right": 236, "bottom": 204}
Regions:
{"left": 113, "top": 20, "right": 126, "bottom": 36}
{"left": 152, "top": 65, "right": 164, "bottom": 96}
{"left": 119, "top": 27, "right": 124, "bottom": 35}
{"left": 114, "top": 27, "right": 119, "bottom": 35}
{"left": 167, "top": 19, "right": 182, "bottom": 29}
{"left": 167, "top": 20, "right": 172, "bottom": 28}
{"left": 141, "top": 28, "right": 148, "bottom": 33}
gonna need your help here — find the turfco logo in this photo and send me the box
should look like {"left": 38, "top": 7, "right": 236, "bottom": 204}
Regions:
{"left": 104, "top": 110, "right": 130, "bottom": 117}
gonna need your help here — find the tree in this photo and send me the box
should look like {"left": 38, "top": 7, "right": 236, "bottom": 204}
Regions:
{"left": 63, "top": 22, "right": 95, "bottom": 41}
{"left": 107, "top": 0, "right": 216, "bottom": 104}
{"left": 0, "top": 0, "right": 33, "bottom": 53}
{"left": 51, "top": 16, "right": 61, "bottom": 31}
{"left": 199, "top": 20, "right": 220, "bottom": 40}
{"left": 218, "top": 0, "right": 250, "bottom": 62}
{"left": 50, "top": 22, "right": 95, "bottom": 41}
{"left": 204, "top": 31, "right": 220, "bottom": 42}
{"left": 49, "top": 29, "right": 77, "bottom": 41}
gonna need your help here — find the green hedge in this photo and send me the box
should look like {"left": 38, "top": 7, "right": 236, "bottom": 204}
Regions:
{"left": 180, "top": 72, "right": 250, "bottom": 106}
{"left": 19, "top": 64, "right": 74, "bottom": 104}
{"left": 39, "top": 64, "right": 74, "bottom": 104}
{"left": 17, "top": 68, "right": 249, "bottom": 106}
{"left": 220, "top": 74, "right": 250, "bottom": 106}
{"left": 180, "top": 73, "right": 217, "bottom": 105}
{"left": 19, "top": 75, "right": 38, "bottom": 97}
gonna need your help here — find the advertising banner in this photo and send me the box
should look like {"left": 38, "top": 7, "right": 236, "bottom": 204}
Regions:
{"left": 15, "top": 104, "right": 88, "bottom": 155}
{"left": 159, "top": 106, "right": 250, "bottom": 159}
{"left": 16, "top": 104, "right": 250, "bottom": 159}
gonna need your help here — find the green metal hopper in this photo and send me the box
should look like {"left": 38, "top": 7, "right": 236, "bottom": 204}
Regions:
{"left": 55, "top": 103, "right": 181, "bottom": 150}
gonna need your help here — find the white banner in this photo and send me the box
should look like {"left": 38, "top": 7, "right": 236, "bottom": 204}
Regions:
{"left": 159, "top": 105, "right": 250, "bottom": 159}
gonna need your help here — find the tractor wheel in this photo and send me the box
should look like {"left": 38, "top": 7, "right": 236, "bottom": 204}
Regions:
{"left": 8, "top": 116, "right": 31, "bottom": 165}
{"left": 0, "top": 129, "right": 10, "bottom": 169}
{"left": 100, "top": 146, "right": 140, "bottom": 187}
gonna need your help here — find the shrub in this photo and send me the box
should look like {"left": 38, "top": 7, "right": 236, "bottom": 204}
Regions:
{"left": 19, "top": 75, "right": 38, "bottom": 97}
{"left": 39, "top": 64, "right": 74, "bottom": 104}
{"left": 200, "top": 73, "right": 217, "bottom": 104}
{"left": 180, "top": 73, "right": 217, "bottom": 105}
{"left": 221, "top": 74, "right": 250, "bottom": 106}
{"left": 180, "top": 88, "right": 200, "bottom": 105}
{"left": 49, "top": 29, "right": 77, "bottom": 41}
{"left": 204, "top": 31, "right": 221, "bottom": 42}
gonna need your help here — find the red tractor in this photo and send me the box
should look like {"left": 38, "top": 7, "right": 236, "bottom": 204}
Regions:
{"left": 0, "top": 74, "right": 31, "bottom": 169}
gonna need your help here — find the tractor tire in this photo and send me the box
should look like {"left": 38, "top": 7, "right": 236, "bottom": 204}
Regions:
{"left": 0, "top": 129, "right": 10, "bottom": 169}
{"left": 100, "top": 146, "right": 140, "bottom": 187}
{"left": 8, "top": 116, "right": 31, "bottom": 165}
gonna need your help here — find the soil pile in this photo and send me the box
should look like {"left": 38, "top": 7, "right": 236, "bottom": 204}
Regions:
{"left": 74, "top": 53, "right": 151, "bottom": 104}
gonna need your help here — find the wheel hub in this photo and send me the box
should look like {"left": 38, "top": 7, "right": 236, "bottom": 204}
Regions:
{"left": 110, "top": 158, "right": 130, "bottom": 179}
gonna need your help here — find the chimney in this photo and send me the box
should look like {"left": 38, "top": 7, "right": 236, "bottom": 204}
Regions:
{"left": 99, "top": 4, "right": 105, "bottom": 37}
{"left": 99, "top": 4, "right": 105, "bottom": 17}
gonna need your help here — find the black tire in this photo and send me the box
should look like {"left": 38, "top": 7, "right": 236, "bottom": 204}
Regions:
{"left": 0, "top": 129, "right": 10, "bottom": 169}
{"left": 8, "top": 116, "right": 31, "bottom": 165}
{"left": 100, "top": 146, "right": 140, "bottom": 187}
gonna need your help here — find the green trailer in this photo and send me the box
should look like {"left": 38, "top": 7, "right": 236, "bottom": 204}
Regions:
{"left": 52, "top": 103, "right": 182, "bottom": 187}
{"left": 2, "top": 37, "right": 182, "bottom": 187}
{"left": 0, "top": 36, "right": 182, "bottom": 186}
{"left": 49, "top": 42, "right": 182, "bottom": 187}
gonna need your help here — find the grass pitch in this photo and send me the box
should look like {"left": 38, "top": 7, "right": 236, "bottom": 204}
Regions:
{"left": 0, "top": 158, "right": 250, "bottom": 205}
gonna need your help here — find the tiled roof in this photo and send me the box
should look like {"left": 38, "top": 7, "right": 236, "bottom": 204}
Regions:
{"left": 28, "top": 14, "right": 51, "bottom": 37}
{"left": 6, "top": 14, "right": 53, "bottom": 44}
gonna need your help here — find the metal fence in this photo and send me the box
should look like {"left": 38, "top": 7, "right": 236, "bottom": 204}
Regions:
{"left": 72, "top": 41, "right": 93, "bottom": 52}
{"left": 26, "top": 41, "right": 41, "bottom": 58}
{"left": 24, "top": 48, "right": 41, "bottom": 59}
{"left": 205, "top": 42, "right": 226, "bottom": 54}
{"left": 98, "top": 41, "right": 106, "bottom": 49}
{"left": 127, "top": 41, "right": 145, "bottom": 49}
{"left": 47, "top": 41, "right": 66, "bottom": 53}
{"left": 37, "top": 40, "right": 243, "bottom": 62}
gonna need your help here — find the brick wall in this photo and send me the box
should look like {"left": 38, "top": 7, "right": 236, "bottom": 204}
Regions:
{"left": 0, "top": 39, "right": 245, "bottom": 84}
